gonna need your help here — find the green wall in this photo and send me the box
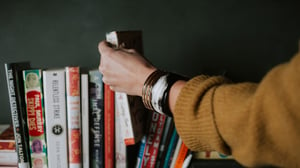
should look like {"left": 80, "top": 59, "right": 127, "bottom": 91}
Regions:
{"left": 1, "top": 0, "right": 300, "bottom": 124}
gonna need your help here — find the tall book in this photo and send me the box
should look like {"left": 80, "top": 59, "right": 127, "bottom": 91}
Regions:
{"left": 106, "top": 30, "right": 147, "bottom": 145}
{"left": 141, "top": 112, "right": 166, "bottom": 168}
{"left": 65, "top": 67, "right": 81, "bottom": 168}
{"left": 104, "top": 84, "right": 115, "bottom": 168}
{"left": 23, "top": 69, "right": 48, "bottom": 168}
{"left": 43, "top": 69, "right": 68, "bottom": 168}
{"left": 81, "top": 73, "right": 90, "bottom": 168}
{"left": 88, "top": 70, "right": 104, "bottom": 168}
{"left": 4, "top": 62, "right": 31, "bottom": 168}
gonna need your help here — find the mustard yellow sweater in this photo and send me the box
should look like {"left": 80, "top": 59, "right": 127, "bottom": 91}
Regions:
{"left": 174, "top": 52, "right": 300, "bottom": 167}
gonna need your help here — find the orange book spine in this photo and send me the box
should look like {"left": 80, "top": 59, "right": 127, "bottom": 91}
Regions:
{"left": 174, "top": 143, "right": 189, "bottom": 168}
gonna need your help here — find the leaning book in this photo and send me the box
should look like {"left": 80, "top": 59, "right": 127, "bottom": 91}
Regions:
{"left": 23, "top": 69, "right": 48, "bottom": 168}
{"left": 5, "top": 62, "right": 31, "bottom": 168}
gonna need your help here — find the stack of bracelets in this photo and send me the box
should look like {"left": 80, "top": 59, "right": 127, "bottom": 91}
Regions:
{"left": 142, "top": 69, "right": 187, "bottom": 117}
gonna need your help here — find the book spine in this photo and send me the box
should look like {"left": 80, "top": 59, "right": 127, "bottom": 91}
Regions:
{"left": 115, "top": 92, "right": 135, "bottom": 145}
{"left": 5, "top": 63, "right": 31, "bottom": 168}
{"left": 0, "top": 151, "right": 18, "bottom": 166}
{"left": 163, "top": 128, "right": 178, "bottom": 168}
{"left": 141, "top": 112, "right": 166, "bottom": 168}
{"left": 0, "top": 125, "right": 16, "bottom": 152}
{"left": 155, "top": 116, "right": 173, "bottom": 167}
{"left": 135, "top": 135, "right": 146, "bottom": 168}
{"left": 23, "top": 69, "right": 48, "bottom": 168}
{"left": 104, "top": 84, "right": 115, "bottom": 168}
{"left": 170, "top": 138, "right": 182, "bottom": 168}
{"left": 115, "top": 96, "right": 127, "bottom": 168}
{"left": 43, "top": 69, "right": 68, "bottom": 168}
{"left": 174, "top": 142, "right": 189, "bottom": 168}
{"left": 88, "top": 70, "right": 104, "bottom": 168}
{"left": 81, "top": 74, "right": 89, "bottom": 168}
{"left": 65, "top": 67, "right": 81, "bottom": 168}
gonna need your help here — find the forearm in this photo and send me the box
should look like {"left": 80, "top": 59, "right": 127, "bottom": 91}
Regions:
{"left": 173, "top": 53, "right": 300, "bottom": 167}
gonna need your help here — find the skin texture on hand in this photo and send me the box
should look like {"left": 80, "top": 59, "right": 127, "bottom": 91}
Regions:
{"left": 98, "top": 41, "right": 156, "bottom": 96}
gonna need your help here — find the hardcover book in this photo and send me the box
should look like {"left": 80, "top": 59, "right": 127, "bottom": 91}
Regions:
{"left": 81, "top": 73, "right": 90, "bottom": 168}
{"left": 141, "top": 112, "right": 166, "bottom": 168}
{"left": 23, "top": 69, "right": 48, "bottom": 168}
{"left": 88, "top": 70, "right": 104, "bottom": 168}
{"left": 106, "top": 30, "right": 147, "bottom": 145}
{"left": 43, "top": 69, "right": 68, "bottom": 168}
{"left": 4, "top": 62, "right": 31, "bottom": 168}
{"left": 65, "top": 67, "right": 81, "bottom": 168}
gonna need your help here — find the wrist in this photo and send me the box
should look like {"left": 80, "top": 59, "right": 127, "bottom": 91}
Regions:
{"left": 141, "top": 69, "right": 187, "bottom": 116}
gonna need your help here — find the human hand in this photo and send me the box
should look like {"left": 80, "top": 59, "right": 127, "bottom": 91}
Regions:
{"left": 98, "top": 40, "right": 157, "bottom": 96}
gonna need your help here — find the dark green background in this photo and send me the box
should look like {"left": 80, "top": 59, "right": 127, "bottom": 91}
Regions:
{"left": 1, "top": 0, "right": 300, "bottom": 124}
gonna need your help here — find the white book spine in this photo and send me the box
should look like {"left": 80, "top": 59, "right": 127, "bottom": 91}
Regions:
{"left": 170, "top": 138, "right": 182, "bottom": 168}
{"left": 43, "top": 69, "right": 68, "bottom": 168}
{"left": 81, "top": 74, "right": 89, "bottom": 168}
{"left": 115, "top": 95, "right": 127, "bottom": 168}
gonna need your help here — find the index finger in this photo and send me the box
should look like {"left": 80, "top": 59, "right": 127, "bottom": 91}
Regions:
{"left": 98, "top": 40, "right": 114, "bottom": 54}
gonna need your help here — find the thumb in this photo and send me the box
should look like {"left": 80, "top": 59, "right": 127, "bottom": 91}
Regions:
{"left": 98, "top": 40, "right": 114, "bottom": 54}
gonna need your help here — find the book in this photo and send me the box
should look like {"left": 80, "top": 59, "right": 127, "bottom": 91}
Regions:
{"left": 162, "top": 128, "right": 179, "bottom": 168}
{"left": 43, "top": 69, "right": 68, "bottom": 168}
{"left": 135, "top": 135, "right": 147, "bottom": 168}
{"left": 81, "top": 73, "right": 90, "bottom": 168}
{"left": 141, "top": 112, "right": 166, "bottom": 168}
{"left": 23, "top": 69, "right": 48, "bottom": 168}
{"left": 4, "top": 62, "right": 31, "bottom": 168}
{"left": 174, "top": 142, "right": 189, "bottom": 168}
{"left": 65, "top": 66, "right": 81, "bottom": 168}
{"left": 106, "top": 30, "right": 147, "bottom": 145}
{"left": 170, "top": 138, "right": 182, "bottom": 167}
{"left": 115, "top": 98, "right": 127, "bottom": 168}
{"left": 0, "top": 124, "right": 18, "bottom": 166}
{"left": 88, "top": 70, "right": 104, "bottom": 168}
{"left": 104, "top": 84, "right": 115, "bottom": 168}
{"left": 155, "top": 116, "right": 174, "bottom": 167}
{"left": 0, "top": 125, "right": 15, "bottom": 152}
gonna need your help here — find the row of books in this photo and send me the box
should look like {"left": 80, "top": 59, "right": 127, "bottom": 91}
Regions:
{"left": 4, "top": 30, "right": 234, "bottom": 168}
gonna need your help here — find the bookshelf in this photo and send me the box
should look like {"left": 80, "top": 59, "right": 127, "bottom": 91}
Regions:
{"left": 1, "top": 1, "right": 300, "bottom": 167}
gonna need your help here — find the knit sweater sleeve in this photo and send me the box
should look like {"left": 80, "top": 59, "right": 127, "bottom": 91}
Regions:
{"left": 173, "top": 53, "right": 300, "bottom": 167}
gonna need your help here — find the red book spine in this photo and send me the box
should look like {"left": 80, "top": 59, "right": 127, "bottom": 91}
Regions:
{"left": 104, "top": 84, "right": 115, "bottom": 168}
{"left": 141, "top": 112, "right": 166, "bottom": 168}
{"left": 66, "top": 67, "right": 81, "bottom": 168}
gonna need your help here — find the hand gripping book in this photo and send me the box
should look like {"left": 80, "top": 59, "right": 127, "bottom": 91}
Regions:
{"left": 43, "top": 69, "right": 68, "bottom": 168}
{"left": 65, "top": 67, "right": 81, "bottom": 168}
{"left": 106, "top": 30, "right": 147, "bottom": 145}
{"left": 5, "top": 62, "right": 31, "bottom": 168}
{"left": 23, "top": 69, "right": 48, "bottom": 168}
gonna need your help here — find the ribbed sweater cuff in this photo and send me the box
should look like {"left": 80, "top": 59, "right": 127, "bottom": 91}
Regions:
{"left": 173, "top": 75, "right": 230, "bottom": 154}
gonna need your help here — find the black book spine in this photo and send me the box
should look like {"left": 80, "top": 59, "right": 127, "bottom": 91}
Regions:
{"left": 5, "top": 62, "right": 31, "bottom": 168}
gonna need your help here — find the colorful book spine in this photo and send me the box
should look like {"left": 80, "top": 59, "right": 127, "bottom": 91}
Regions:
{"left": 81, "top": 74, "right": 89, "bottom": 168}
{"left": 65, "top": 67, "right": 81, "bottom": 168}
{"left": 4, "top": 62, "right": 31, "bottom": 168}
{"left": 0, "top": 125, "right": 16, "bottom": 152}
{"left": 88, "top": 70, "right": 104, "bottom": 168}
{"left": 43, "top": 69, "right": 68, "bottom": 168}
{"left": 141, "top": 112, "right": 166, "bottom": 168}
{"left": 163, "top": 128, "right": 179, "bottom": 168}
{"left": 104, "top": 84, "right": 115, "bottom": 168}
{"left": 23, "top": 69, "right": 48, "bottom": 168}
{"left": 174, "top": 143, "right": 189, "bottom": 168}
{"left": 135, "top": 136, "right": 146, "bottom": 168}
{"left": 170, "top": 138, "right": 182, "bottom": 168}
